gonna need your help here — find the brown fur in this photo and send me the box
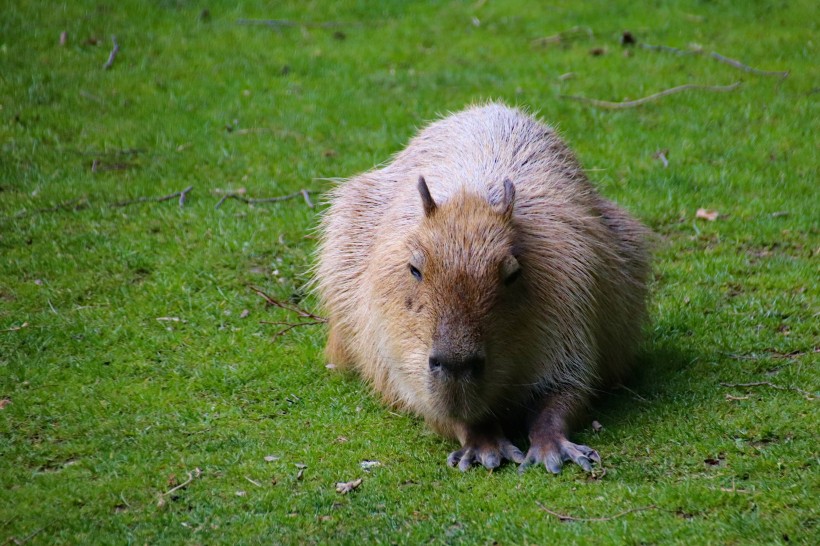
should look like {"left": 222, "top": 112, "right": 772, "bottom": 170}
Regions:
{"left": 314, "top": 103, "right": 650, "bottom": 471}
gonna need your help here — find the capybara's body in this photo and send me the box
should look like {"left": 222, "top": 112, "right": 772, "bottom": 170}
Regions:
{"left": 315, "top": 103, "right": 650, "bottom": 472}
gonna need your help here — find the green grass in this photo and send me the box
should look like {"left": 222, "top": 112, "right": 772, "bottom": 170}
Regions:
{"left": 1, "top": 0, "right": 817, "bottom": 543}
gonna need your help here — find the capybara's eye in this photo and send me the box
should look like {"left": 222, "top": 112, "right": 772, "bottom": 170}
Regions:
{"left": 504, "top": 268, "right": 521, "bottom": 286}
{"left": 409, "top": 264, "right": 422, "bottom": 281}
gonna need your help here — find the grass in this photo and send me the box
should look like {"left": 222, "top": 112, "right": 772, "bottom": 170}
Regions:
{"left": 1, "top": 0, "right": 817, "bottom": 543}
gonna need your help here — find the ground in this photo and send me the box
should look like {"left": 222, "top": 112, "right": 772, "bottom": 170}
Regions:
{"left": 0, "top": 1, "right": 817, "bottom": 544}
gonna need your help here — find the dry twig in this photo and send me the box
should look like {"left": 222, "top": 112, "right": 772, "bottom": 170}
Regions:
{"left": 561, "top": 82, "right": 741, "bottom": 109}
{"left": 250, "top": 286, "right": 326, "bottom": 337}
{"left": 537, "top": 502, "right": 657, "bottom": 522}
{"left": 103, "top": 35, "right": 119, "bottom": 70}
{"left": 244, "top": 476, "right": 263, "bottom": 487}
{"left": 112, "top": 186, "right": 193, "bottom": 208}
{"left": 724, "top": 348, "right": 817, "bottom": 361}
{"left": 249, "top": 286, "right": 326, "bottom": 322}
{"left": 638, "top": 42, "right": 694, "bottom": 56}
{"left": 720, "top": 381, "right": 815, "bottom": 400}
{"left": 13, "top": 199, "right": 89, "bottom": 218}
{"left": 300, "top": 189, "right": 314, "bottom": 208}
{"left": 215, "top": 190, "right": 315, "bottom": 209}
{"left": 640, "top": 43, "right": 789, "bottom": 78}
{"left": 162, "top": 468, "right": 201, "bottom": 497}
{"left": 708, "top": 51, "right": 789, "bottom": 78}
{"left": 259, "top": 320, "right": 326, "bottom": 338}
{"left": 531, "top": 26, "right": 594, "bottom": 46}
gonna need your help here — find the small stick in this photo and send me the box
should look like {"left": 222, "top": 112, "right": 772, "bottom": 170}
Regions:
{"left": 531, "top": 26, "right": 594, "bottom": 46}
{"left": 724, "top": 348, "right": 816, "bottom": 360}
{"left": 300, "top": 189, "right": 314, "bottom": 208}
{"left": 249, "top": 286, "right": 326, "bottom": 322}
{"left": 244, "top": 476, "right": 263, "bottom": 487}
{"left": 112, "top": 186, "right": 193, "bottom": 208}
{"left": 215, "top": 190, "right": 315, "bottom": 209}
{"left": 163, "top": 468, "right": 201, "bottom": 497}
{"left": 178, "top": 185, "right": 192, "bottom": 207}
{"left": 720, "top": 381, "right": 815, "bottom": 400}
{"left": 14, "top": 198, "right": 89, "bottom": 218}
{"left": 615, "top": 383, "right": 649, "bottom": 402}
{"left": 640, "top": 43, "right": 788, "bottom": 78}
{"left": 537, "top": 502, "right": 657, "bottom": 522}
{"left": 639, "top": 42, "right": 694, "bottom": 56}
{"left": 561, "top": 82, "right": 741, "bottom": 109}
{"left": 708, "top": 51, "right": 789, "bottom": 78}
{"left": 259, "top": 320, "right": 325, "bottom": 337}
{"left": 103, "top": 35, "right": 119, "bottom": 70}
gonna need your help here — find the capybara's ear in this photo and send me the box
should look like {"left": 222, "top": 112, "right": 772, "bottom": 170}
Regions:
{"left": 495, "top": 178, "right": 516, "bottom": 218}
{"left": 418, "top": 175, "right": 437, "bottom": 217}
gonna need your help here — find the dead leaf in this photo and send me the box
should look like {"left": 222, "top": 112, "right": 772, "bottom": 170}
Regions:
{"left": 591, "top": 420, "right": 603, "bottom": 433}
{"left": 263, "top": 455, "right": 280, "bottom": 462}
{"left": 240, "top": 309, "right": 250, "bottom": 319}
{"left": 0, "top": 399, "right": 10, "bottom": 409}
{"left": 360, "top": 460, "right": 382, "bottom": 471}
{"left": 235, "top": 490, "right": 246, "bottom": 497}
{"left": 589, "top": 47, "right": 606, "bottom": 56}
{"left": 2, "top": 322, "right": 28, "bottom": 332}
{"left": 654, "top": 149, "right": 669, "bottom": 168}
{"left": 696, "top": 208, "right": 720, "bottom": 221}
{"left": 335, "top": 478, "right": 363, "bottom": 494}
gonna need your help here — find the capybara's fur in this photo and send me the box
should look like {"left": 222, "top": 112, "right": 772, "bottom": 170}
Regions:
{"left": 315, "top": 103, "right": 650, "bottom": 472}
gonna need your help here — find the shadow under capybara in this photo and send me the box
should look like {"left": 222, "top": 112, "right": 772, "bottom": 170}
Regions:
{"left": 315, "top": 103, "right": 650, "bottom": 473}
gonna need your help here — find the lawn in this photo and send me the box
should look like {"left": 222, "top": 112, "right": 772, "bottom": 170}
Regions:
{"left": 1, "top": 0, "right": 817, "bottom": 544}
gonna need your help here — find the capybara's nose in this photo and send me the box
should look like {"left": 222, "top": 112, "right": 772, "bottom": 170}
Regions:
{"left": 429, "top": 352, "right": 485, "bottom": 378}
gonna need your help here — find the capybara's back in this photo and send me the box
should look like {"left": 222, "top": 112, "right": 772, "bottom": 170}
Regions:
{"left": 316, "top": 103, "right": 650, "bottom": 473}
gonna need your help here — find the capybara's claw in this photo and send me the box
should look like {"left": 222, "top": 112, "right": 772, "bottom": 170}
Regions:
{"left": 447, "top": 438, "right": 524, "bottom": 471}
{"left": 520, "top": 438, "right": 600, "bottom": 474}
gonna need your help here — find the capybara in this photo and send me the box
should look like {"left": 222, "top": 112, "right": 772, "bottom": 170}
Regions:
{"left": 315, "top": 103, "right": 650, "bottom": 472}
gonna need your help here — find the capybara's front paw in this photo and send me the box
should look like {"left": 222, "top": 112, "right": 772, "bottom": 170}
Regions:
{"left": 447, "top": 437, "right": 525, "bottom": 471}
{"left": 520, "top": 437, "right": 601, "bottom": 474}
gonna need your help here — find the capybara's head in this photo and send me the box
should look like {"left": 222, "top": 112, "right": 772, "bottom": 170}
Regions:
{"left": 388, "top": 176, "right": 525, "bottom": 422}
